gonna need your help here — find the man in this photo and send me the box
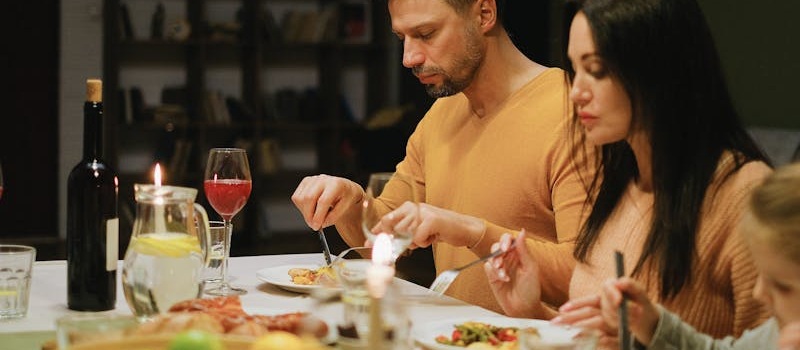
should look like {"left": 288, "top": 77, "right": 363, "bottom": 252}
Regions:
{"left": 291, "top": 0, "right": 587, "bottom": 313}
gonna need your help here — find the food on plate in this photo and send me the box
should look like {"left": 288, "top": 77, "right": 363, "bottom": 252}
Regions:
{"left": 133, "top": 296, "right": 328, "bottom": 339}
{"left": 134, "top": 311, "right": 225, "bottom": 335}
{"left": 435, "top": 321, "right": 522, "bottom": 349}
{"left": 287, "top": 266, "right": 335, "bottom": 285}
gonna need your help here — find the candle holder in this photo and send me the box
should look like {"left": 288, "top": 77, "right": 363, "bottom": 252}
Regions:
{"left": 333, "top": 246, "right": 410, "bottom": 350}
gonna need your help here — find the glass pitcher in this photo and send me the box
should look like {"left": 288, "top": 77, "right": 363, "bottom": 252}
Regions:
{"left": 122, "top": 184, "right": 211, "bottom": 321}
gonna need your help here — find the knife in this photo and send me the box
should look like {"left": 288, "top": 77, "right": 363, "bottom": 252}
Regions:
{"left": 615, "top": 250, "right": 630, "bottom": 350}
{"left": 317, "top": 227, "right": 332, "bottom": 265}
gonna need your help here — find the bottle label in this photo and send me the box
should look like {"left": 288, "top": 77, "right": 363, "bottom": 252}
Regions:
{"left": 106, "top": 218, "right": 119, "bottom": 271}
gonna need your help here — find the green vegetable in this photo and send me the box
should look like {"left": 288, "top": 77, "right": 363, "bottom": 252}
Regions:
{"left": 434, "top": 321, "right": 520, "bottom": 348}
{"left": 168, "top": 330, "right": 224, "bottom": 350}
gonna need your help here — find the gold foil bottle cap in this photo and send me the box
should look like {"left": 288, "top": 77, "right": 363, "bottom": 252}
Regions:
{"left": 86, "top": 79, "right": 102, "bottom": 102}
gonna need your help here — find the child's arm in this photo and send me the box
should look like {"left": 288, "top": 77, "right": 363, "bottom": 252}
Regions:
{"left": 601, "top": 277, "right": 777, "bottom": 349}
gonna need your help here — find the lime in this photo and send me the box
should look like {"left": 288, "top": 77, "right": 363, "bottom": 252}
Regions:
{"left": 169, "top": 330, "right": 224, "bottom": 350}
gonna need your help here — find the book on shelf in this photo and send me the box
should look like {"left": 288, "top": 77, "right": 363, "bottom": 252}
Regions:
{"left": 262, "top": 8, "right": 282, "bottom": 44}
{"left": 226, "top": 97, "right": 256, "bottom": 122}
{"left": 338, "top": 0, "right": 371, "bottom": 43}
{"left": 257, "top": 138, "right": 281, "bottom": 175}
{"left": 118, "top": 2, "right": 134, "bottom": 40}
{"left": 153, "top": 104, "right": 187, "bottom": 124}
{"left": 201, "top": 91, "right": 231, "bottom": 124}
{"left": 278, "top": 7, "right": 339, "bottom": 44}
{"left": 116, "top": 86, "right": 155, "bottom": 124}
{"left": 150, "top": 2, "right": 165, "bottom": 40}
{"left": 168, "top": 139, "right": 193, "bottom": 182}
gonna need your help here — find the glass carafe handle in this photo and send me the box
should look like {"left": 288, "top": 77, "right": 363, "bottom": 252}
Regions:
{"left": 191, "top": 203, "right": 212, "bottom": 265}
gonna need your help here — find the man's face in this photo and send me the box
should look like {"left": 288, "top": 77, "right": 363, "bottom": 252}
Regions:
{"left": 389, "top": 0, "right": 485, "bottom": 97}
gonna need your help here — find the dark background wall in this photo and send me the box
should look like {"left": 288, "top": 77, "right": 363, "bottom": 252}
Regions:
{"left": 0, "top": 2, "right": 60, "bottom": 246}
{"left": 699, "top": 0, "right": 800, "bottom": 129}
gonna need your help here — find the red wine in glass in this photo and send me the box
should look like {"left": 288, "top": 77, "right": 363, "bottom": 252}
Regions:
{"left": 203, "top": 148, "right": 252, "bottom": 296}
{"left": 204, "top": 179, "right": 252, "bottom": 221}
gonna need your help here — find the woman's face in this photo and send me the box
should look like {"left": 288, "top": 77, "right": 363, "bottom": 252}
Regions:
{"left": 567, "top": 12, "right": 632, "bottom": 146}
{"left": 750, "top": 234, "right": 800, "bottom": 328}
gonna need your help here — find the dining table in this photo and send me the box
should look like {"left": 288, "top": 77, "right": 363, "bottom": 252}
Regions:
{"left": 0, "top": 253, "right": 502, "bottom": 350}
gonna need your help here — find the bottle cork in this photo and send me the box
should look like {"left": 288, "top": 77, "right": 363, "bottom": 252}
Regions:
{"left": 86, "top": 79, "right": 102, "bottom": 102}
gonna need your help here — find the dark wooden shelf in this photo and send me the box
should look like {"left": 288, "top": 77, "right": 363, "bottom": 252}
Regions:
{"left": 104, "top": 0, "right": 391, "bottom": 244}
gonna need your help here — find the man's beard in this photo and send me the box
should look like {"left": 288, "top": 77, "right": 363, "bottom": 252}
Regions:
{"left": 415, "top": 27, "right": 483, "bottom": 98}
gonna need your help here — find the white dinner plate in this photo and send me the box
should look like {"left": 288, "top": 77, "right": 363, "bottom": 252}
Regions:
{"left": 255, "top": 264, "right": 340, "bottom": 294}
{"left": 411, "top": 316, "right": 581, "bottom": 350}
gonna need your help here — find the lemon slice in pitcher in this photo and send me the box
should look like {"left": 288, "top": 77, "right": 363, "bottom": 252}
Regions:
{"left": 131, "top": 233, "right": 202, "bottom": 258}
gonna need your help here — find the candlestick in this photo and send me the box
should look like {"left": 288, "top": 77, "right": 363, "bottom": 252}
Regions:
{"left": 367, "top": 233, "right": 395, "bottom": 349}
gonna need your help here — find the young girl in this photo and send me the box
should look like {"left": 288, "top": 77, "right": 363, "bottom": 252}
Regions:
{"left": 598, "top": 162, "right": 800, "bottom": 349}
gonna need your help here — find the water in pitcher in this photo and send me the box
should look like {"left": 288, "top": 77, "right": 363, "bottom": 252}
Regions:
{"left": 122, "top": 232, "right": 204, "bottom": 319}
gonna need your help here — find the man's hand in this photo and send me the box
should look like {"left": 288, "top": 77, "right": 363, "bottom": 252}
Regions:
{"left": 291, "top": 174, "right": 364, "bottom": 230}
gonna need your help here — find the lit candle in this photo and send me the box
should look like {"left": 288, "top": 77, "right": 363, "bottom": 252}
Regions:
{"left": 367, "top": 233, "right": 395, "bottom": 349}
{"left": 153, "top": 164, "right": 167, "bottom": 233}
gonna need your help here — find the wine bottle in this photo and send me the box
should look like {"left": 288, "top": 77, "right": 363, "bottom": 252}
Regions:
{"left": 67, "top": 78, "right": 119, "bottom": 311}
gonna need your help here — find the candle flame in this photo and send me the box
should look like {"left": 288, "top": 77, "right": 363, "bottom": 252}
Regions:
{"left": 372, "top": 233, "right": 393, "bottom": 266}
{"left": 154, "top": 163, "right": 162, "bottom": 187}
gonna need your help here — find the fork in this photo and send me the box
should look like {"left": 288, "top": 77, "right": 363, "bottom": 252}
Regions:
{"left": 428, "top": 240, "right": 517, "bottom": 295}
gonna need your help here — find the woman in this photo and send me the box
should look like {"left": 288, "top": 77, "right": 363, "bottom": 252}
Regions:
{"left": 599, "top": 163, "right": 800, "bottom": 349}
{"left": 485, "top": 0, "right": 772, "bottom": 340}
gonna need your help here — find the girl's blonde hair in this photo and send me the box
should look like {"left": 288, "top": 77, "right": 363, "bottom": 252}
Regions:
{"left": 743, "top": 162, "right": 800, "bottom": 264}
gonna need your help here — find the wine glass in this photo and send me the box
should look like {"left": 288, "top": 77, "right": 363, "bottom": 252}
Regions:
{"left": 203, "top": 148, "right": 252, "bottom": 296}
{"left": 361, "top": 172, "right": 419, "bottom": 260}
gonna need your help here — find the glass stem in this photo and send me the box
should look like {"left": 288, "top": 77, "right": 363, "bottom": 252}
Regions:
{"left": 221, "top": 219, "right": 233, "bottom": 288}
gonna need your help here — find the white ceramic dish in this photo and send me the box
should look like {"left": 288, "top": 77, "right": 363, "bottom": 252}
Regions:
{"left": 255, "top": 264, "right": 340, "bottom": 294}
{"left": 411, "top": 316, "right": 582, "bottom": 350}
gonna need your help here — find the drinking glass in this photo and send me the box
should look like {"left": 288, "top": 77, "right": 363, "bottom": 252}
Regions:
{"left": 362, "top": 172, "right": 419, "bottom": 260}
{"left": 0, "top": 245, "right": 36, "bottom": 319}
{"left": 203, "top": 148, "right": 252, "bottom": 296}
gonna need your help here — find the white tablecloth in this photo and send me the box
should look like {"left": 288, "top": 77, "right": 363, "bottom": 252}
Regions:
{"left": 0, "top": 254, "right": 500, "bottom": 349}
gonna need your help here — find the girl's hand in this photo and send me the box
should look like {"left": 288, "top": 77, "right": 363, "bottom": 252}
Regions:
{"left": 598, "top": 277, "right": 661, "bottom": 346}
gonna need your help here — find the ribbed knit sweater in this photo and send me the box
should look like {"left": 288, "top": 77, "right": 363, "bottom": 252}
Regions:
{"left": 334, "top": 68, "right": 589, "bottom": 313}
{"left": 570, "top": 158, "right": 772, "bottom": 338}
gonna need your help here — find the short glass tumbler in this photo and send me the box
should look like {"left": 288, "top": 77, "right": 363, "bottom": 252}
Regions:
{"left": 0, "top": 245, "right": 36, "bottom": 319}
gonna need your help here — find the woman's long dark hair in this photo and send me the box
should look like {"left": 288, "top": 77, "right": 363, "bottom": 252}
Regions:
{"left": 563, "top": 0, "right": 771, "bottom": 299}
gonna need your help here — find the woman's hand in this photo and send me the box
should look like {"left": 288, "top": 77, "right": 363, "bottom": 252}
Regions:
{"left": 555, "top": 293, "right": 621, "bottom": 349}
{"left": 483, "top": 230, "right": 544, "bottom": 318}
